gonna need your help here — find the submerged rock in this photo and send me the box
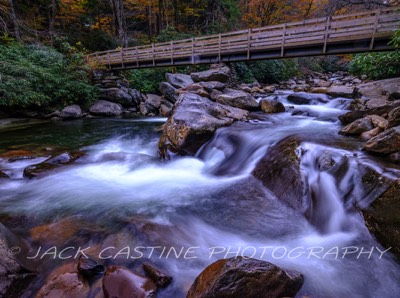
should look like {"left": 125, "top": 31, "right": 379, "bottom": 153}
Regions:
{"left": 77, "top": 256, "right": 105, "bottom": 279}
{"left": 187, "top": 257, "right": 303, "bottom": 298}
{"left": 36, "top": 272, "right": 90, "bottom": 298}
{"left": 287, "top": 92, "right": 328, "bottom": 105}
{"left": 0, "top": 170, "right": 9, "bottom": 179}
{"left": 102, "top": 266, "right": 156, "bottom": 298}
{"left": 143, "top": 263, "right": 172, "bottom": 288}
{"left": 159, "top": 93, "right": 248, "bottom": 157}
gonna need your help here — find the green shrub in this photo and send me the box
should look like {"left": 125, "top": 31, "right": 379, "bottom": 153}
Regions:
{"left": 349, "top": 51, "right": 400, "bottom": 80}
{"left": 0, "top": 42, "right": 98, "bottom": 110}
{"left": 246, "top": 59, "right": 300, "bottom": 83}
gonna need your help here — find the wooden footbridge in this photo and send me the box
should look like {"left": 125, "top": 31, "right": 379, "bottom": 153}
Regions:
{"left": 88, "top": 7, "right": 400, "bottom": 70}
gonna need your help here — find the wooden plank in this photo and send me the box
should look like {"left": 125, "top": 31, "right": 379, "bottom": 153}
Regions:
{"left": 281, "top": 24, "right": 286, "bottom": 57}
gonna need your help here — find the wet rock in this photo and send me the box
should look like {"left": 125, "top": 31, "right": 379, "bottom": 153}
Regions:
{"left": 77, "top": 256, "right": 105, "bottom": 279}
{"left": 199, "top": 81, "right": 225, "bottom": 92}
{"left": 287, "top": 92, "right": 328, "bottom": 105}
{"left": 187, "top": 257, "right": 303, "bottom": 298}
{"left": 338, "top": 101, "right": 400, "bottom": 125}
{"left": 260, "top": 99, "right": 285, "bottom": 113}
{"left": 362, "top": 179, "right": 400, "bottom": 261}
{"left": 310, "top": 87, "right": 328, "bottom": 94}
{"left": 99, "top": 88, "right": 133, "bottom": 106}
{"left": 210, "top": 89, "right": 222, "bottom": 101}
{"left": 263, "top": 85, "right": 276, "bottom": 93}
{"left": 165, "top": 73, "right": 194, "bottom": 89}
{"left": 140, "top": 94, "right": 162, "bottom": 115}
{"left": 159, "top": 100, "right": 174, "bottom": 117}
{"left": 179, "top": 84, "right": 210, "bottom": 98}
{"left": 159, "top": 93, "right": 248, "bottom": 157}
{"left": 340, "top": 118, "right": 374, "bottom": 136}
{"left": 0, "top": 170, "right": 9, "bottom": 179}
{"left": 387, "top": 106, "right": 400, "bottom": 128}
{"left": 191, "top": 66, "right": 230, "bottom": 83}
{"left": 389, "top": 152, "right": 400, "bottom": 163}
{"left": 89, "top": 100, "right": 123, "bottom": 116}
{"left": 127, "top": 88, "right": 146, "bottom": 105}
{"left": 363, "top": 126, "right": 400, "bottom": 155}
{"left": 23, "top": 151, "right": 84, "bottom": 178}
{"left": 216, "top": 88, "right": 259, "bottom": 111}
{"left": 252, "top": 136, "right": 306, "bottom": 212}
{"left": 60, "top": 105, "right": 82, "bottom": 119}
{"left": 159, "top": 82, "right": 179, "bottom": 103}
{"left": 36, "top": 272, "right": 90, "bottom": 298}
{"left": 361, "top": 127, "right": 383, "bottom": 141}
{"left": 143, "top": 263, "right": 172, "bottom": 288}
{"left": 327, "top": 86, "right": 355, "bottom": 98}
{"left": 366, "top": 115, "right": 388, "bottom": 130}
{"left": 102, "top": 266, "right": 156, "bottom": 298}
{"left": 0, "top": 224, "right": 35, "bottom": 297}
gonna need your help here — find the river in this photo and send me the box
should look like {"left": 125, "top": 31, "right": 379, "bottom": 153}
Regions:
{"left": 1, "top": 92, "right": 400, "bottom": 297}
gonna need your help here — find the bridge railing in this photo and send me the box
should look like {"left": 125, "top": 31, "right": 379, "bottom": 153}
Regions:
{"left": 88, "top": 7, "right": 400, "bottom": 69}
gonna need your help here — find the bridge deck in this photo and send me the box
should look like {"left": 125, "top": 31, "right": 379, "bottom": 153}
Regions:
{"left": 88, "top": 7, "right": 400, "bottom": 70}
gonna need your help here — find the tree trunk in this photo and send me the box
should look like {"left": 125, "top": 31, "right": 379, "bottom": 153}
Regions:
{"left": 110, "top": 0, "right": 128, "bottom": 47}
{"left": 8, "top": 0, "right": 20, "bottom": 41}
{"left": 49, "top": 0, "right": 57, "bottom": 46}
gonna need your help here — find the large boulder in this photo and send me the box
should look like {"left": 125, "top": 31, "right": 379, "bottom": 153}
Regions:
{"left": 216, "top": 89, "right": 259, "bottom": 111}
{"left": 99, "top": 88, "right": 133, "bottom": 106}
{"left": 159, "top": 82, "right": 179, "bottom": 103}
{"left": 340, "top": 117, "right": 374, "bottom": 135}
{"left": 355, "top": 77, "right": 400, "bottom": 108}
{"left": 159, "top": 93, "right": 248, "bottom": 157}
{"left": 327, "top": 86, "right": 355, "bottom": 98}
{"left": 60, "top": 105, "right": 82, "bottom": 119}
{"left": 140, "top": 94, "right": 162, "bottom": 115}
{"left": 362, "top": 179, "right": 400, "bottom": 261}
{"left": 252, "top": 136, "right": 306, "bottom": 212}
{"left": 165, "top": 73, "right": 194, "bottom": 89}
{"left": 198, "top": 81, "right": 225, "bottom": 92}
{"left": 287, "top": 92, "right": 328, "bottom": 105}
{"left": 187, "top": 257, "right": 303, "bottom": 298}
{"left": 387, "top": 106, "right": 400, "bottom": 128}
{"left": 89, "top": 100, "right": 123, "bottom": 116}
{"left": 102, "top": 266, "right": 156, "bottom": 298}
{"left": 191, "top": 66, "right": 230, "bottom": 83}
{"left": 1, "top": 224, "right": 35, "bottom": 297}
{"left": 260, "top": 99, "right": 285, "bottom": 113}
{"left": 159, "top": 100, "right": 174, "bottom": 117}
{"left": 363, "top": 126, "right": 400, "bottom": 155}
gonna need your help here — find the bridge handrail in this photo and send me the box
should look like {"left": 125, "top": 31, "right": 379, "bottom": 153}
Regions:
{"left": 87, "top": 7, "right": 400, "bottom": 68}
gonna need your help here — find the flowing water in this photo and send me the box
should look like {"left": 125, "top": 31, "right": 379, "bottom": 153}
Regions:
{"left": 1, "top": 94, "right": 400, "bottom": 297}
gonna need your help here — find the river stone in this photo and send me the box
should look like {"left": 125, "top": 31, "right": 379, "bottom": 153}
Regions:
{"left": 77, "top": 256, "right": 105, "bottom": 279}
{"left": 89, "top": 100, "right": 122, "bottom": 116}
{"left": 363, "top": 126, "right": 400, "bottom": 155}
{"left": 143, "top": 263, "right": 172, "bottom": 288}
{"left": 191, "top": 66, "right": 230, "bottom": 83}
{"left": 361, "top": 127, "right": 383, "bottom": 141}
{"left": 99, "top": 88, "right": 134, "bottom": 106}
{"left": 252, "top": 136, "right": 306, "bottom": 212}
{"left": 199, "top": 81, "right": 225, "bottom": 92}
{"left": 165, "top": 73, "right": 194, "bottom": 89}
{"left": 36, "top": 272, "right": 90, "bottom": 298}
{"left": 1, "top": 224, "right": 35, "bottom": 297}
{"left": 327, "top": 85, "right": 355, "bottom": 98}
{"left": 260, "top": 99, "right": 285, "bottom": 113}
{"left": 287, "top": 92, "right": 328, "bottom": 105}
{"left": 340, "top": 117, "right": 374, "bottom": 135}
{"left": 159, "top": 93, "right": 248, "bottom": 157}
{"left": 355, "top": 77, "right": 400, "bottom": 108}
{"left": 187, "top": 257, "right": 304, "bottom": 298}
{"left": 216, "top": 89, "right": 259, "bottom": 111}
{"left": 387, "top": 106, "right": 400, "bottom": 128}
{"left": 159, "top": 82, "right": 179, "bottom": 103}
{"left": 102, "top": 266, "right": 156, "bottom": 298}
{"left": 362, "top": 179, "right": 400, "bottom": 261}
{"left": 366, "top": 114, "right": 388, "bottom": 130}
{"left": 210, "top": 89, "right": 222, "bottom": 101}
{"left": 159, "top": 100, "right": 174, "bottom": 117}
{"left": 0, "top": 170, "right": 9, "bottom": 179}
{"left": 60, "top": 105, "right": 82, "bottom": 119}
{"left": 140, "top": 94, "right": 162, "bottom": 115}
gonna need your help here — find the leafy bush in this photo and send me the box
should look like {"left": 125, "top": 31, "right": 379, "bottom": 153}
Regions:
{"left": 349, "top": 51, "right": 400, "bottom": 80}
{"left": 246, "top": 59, "right": 300, "bottom": 83}
{"left": 0, "top": 42, "right": 98, "bottom": 110}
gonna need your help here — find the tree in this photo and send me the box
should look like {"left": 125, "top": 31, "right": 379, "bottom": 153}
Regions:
{"left": 8, "top": 0, "right": 20, "bottom": 40}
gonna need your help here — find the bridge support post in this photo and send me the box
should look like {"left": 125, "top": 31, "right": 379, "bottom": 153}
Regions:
{"left": 370, "top": 9, "right": 381, "bottom": 50}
